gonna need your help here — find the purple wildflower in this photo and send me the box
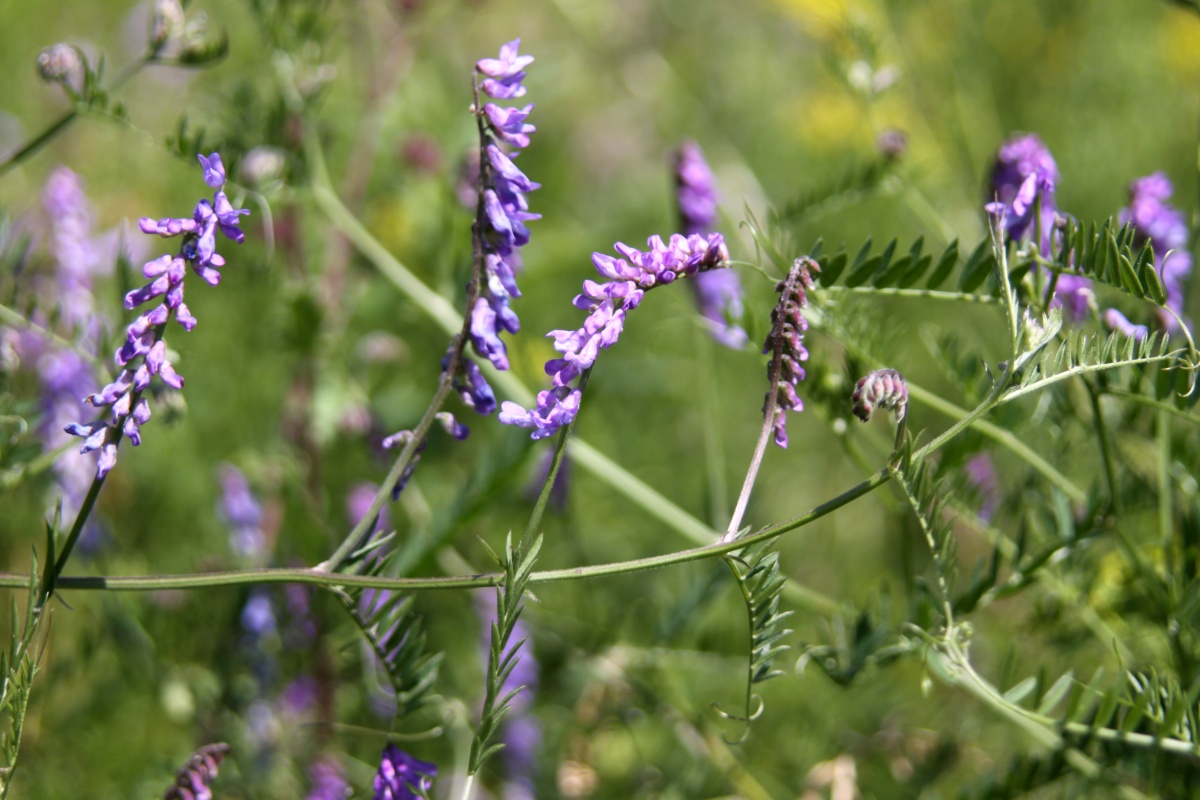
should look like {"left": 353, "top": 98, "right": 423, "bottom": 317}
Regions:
{"left": 64, "top": 153, "right": 247, "bottom": 478}
{"left": 499, "top": 233, "right": 730, "bottom": 440}
{"left": 380, "top": 412, "right": 468, "bottom": 498}
{"left": 306, "top": 755, "right": 350, "bottom": 800}
{"left": 1052, "top": 273, "right": 1094, "bottom": 324}
{"left": 218, "top": 464, "right": 265, "bottom": 558}
{"left": 674, "top": 141, "right": 746, "bottom": 348}
{"left": 372, "top": 744, "right": 437, "bottom": 800}
{"left": 988, "top": 134, "right": 1058, "bottom": 246}
{"left": 455, "top": 40, "right": 540, "bottom": 413}
{"left": 1103, "top": 308, "right": 1149, "bottom": 340}
{"left": 963, "top": 453, "right": 1002, "bottom": 523}
{"left": 162, "top": 743, "right": 230, "bottom": 800}
{"left": 762, "top": 257, "right": 818, "bottom": 448}
{"left": 851, "top": 368, "right": 908, "bottom": 423}
{"left": 1118, "top": 172, "right": 1192, "bottom": 334}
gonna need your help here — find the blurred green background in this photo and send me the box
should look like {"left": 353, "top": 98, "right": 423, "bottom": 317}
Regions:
{"left": 1, "top": 0, "right": 1198, "bottom": 797}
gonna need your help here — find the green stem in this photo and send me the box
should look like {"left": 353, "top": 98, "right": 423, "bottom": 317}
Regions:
{"left": 0, "top": 469, "right": 888, "bottom": 603}
{"left": 825, "top": 286, "right": 1000, "bottom": 304}
{"left": 41, "top": 470, "right": 106, "bottom": 604}
{"left": 1085, "top": 380, "right": 1122, "bottom": 515}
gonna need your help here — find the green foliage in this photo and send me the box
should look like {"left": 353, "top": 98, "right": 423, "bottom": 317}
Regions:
{"left": 0, "top": 562, "right": 45, "bottom": 799}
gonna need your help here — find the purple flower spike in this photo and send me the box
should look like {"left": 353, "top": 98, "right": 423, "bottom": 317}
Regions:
{"left": 458, "top": 42, "right": 540, "bottom": 402}
{"left": 852, "top": 368, "right": 909, "bottom": 423}
{"left": 1118, "top": 172, "right": 1192, "bottom": 334}
{"left": 372, "top": 744, "right": 437, "bottom": 800}
{"left": 65, "top": 153, "right": 247, "bottom": 478}
{"left": 501, "top": 233, "right": 730, "bottom": 440}
{"left": 1103, "top": 308, "right": 1149, "bottom": 340}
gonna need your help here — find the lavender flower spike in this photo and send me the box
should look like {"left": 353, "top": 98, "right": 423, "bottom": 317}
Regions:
{"left": 64, "top": 153, "right": 248, "bottom": 478}
{"left": 500, "top": 233, "right": 730, "bottom": 440}
{"left": 452, "top": 40, "right": 541, "bottom": 415}
{"left": 987, "top": 133, "right": 1058, "bottom": 246}
{"left": 674, "top": 141, "right": 746, "bottom": 348}
{"left": 373, "top": 744, "right": 437, "bottom": 800}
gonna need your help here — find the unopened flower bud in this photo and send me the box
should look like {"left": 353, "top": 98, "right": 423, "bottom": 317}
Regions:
{"left": 37, "top": 44, "right": 81, "bottom": 85}
{"left": 851, "top": 368, "right": 908, "bottom": 422}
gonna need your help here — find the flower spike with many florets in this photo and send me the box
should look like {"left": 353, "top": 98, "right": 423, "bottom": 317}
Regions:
{"left": 64, "top": 153, "right": 248, "bottom": 478}
{"left": 451, "top": 40, "right": 540, "bottom": 414}
{"left": 500, "top": 233, "right": 730, "bottom": 440}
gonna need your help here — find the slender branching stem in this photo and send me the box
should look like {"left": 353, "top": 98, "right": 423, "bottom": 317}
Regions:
{"left": 724, "top": 393, "right": 776, "bottom": 543}
{"left": 1085, "top": 379, "right": 1122, "bottom": 515}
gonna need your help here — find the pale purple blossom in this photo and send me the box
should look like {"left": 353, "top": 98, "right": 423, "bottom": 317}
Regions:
{"left": 218, "top": 464, "right": 265, "bottom": 557}
{"left": 64, "top": 153, "right": 247, "bottom": 478}
{"left": 988, "top": 134, "right": 1058, "bottom": 246}
{"left": 1103, "top": 308, "right": 1149, "bottom": 340}
{"left": 306, "top": 756, "right": 349, "bottom": 800}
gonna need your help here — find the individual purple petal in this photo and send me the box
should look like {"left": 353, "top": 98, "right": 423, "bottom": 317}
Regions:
{"left": 197, "top": 153, "right": 226, "bottom": 189}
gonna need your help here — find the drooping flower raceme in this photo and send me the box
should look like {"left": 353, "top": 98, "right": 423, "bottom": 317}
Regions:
{"left": 674, "top": 141, "right": 746, "bottom": 348}
{"left": 454, "top": 39, "right": 540, "bottom": 413}
{"left": 499, "top": 233, "right": 731, "bottom": 440}
{"left": 762, "top": 257, "right": 818, "bottom": 448}
{"left": 64, "top": 153, "right": 248, "bottom": 478}
{"left": 373, "top": 744, "right": 437, "bottom": 800}
{"left": 1118, "top": 172, "right": 1192, "bottom": 334}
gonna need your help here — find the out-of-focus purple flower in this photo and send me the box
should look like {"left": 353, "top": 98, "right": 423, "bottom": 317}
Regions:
{"left": 65, "top": 153, "right": 247, "bottom": 478}
{"left": 281, "top": 675, "right": 320, "bottom": 716}
{"left": 1118, "top": 171, "right": 1192, "bottom": 334}
{"left": 241, "top": 591, "right": 277, "bottom": 636}
{"left": 218, "top": 464, "right": 265, "bottom": 557}
{"left": 988, "top": 134, "right": 1058, "bottom": 246}
{"left": 761, "top": 258, "right": 818, "bottom": 448}
{"left": 963, "top": 453, "right": 1001, "bottom": 523}
{"left": 306, "top": 755, "right": 350, "bottom": 800}
{"left": 500, "top": 233, "right": 731, "bottom": 440}
{"left": 877, "top": 129, "right": 907, "bottom": 160}
{"left": 457, "top": 40, "right": 540, "bottom": 412}
{"left": 162, "top": 743, "right": 230, "bottom": 800}
{"left": 372, "top": 744, "right": 437, "bottom": 800}
{"left": 851, "top": 368, "right": 908, "bottom": 424}
{"left": 674, "top": 141, "right": 746, "bottom": 348}
{"left": 1103, "top": 308, "right": 1149, "bottom": 340}
{"left": 1052, "top": 273, "right": 1094, "bottom": 324}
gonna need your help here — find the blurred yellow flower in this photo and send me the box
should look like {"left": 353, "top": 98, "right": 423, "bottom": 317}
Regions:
{"left": 1161, "top": 15, "right": 1200, "bottom": 77}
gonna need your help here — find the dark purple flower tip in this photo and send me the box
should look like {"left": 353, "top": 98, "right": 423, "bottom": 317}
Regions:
{"left": 372, "top": 744, "right": 437, "bottom": 800}
{"left": 1103, "top": 308, "right": 1149, "bottom": 340}
{"left": 435, "top": 411, "right": 470, "bottom": 440}
{"left": 851, "top": 368, "right": 908, "bottom": 422}
{"left": 198, "top": 153, "right": 226, "bottom": 189}
{"left": 64, "top": 420, "right": 109, "bottom": 449}
{"left": 455, "top": 358, "right": 497, "bottom": 415}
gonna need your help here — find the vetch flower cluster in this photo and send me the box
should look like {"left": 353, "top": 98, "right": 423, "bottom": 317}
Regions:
{"left": 162, "top": 742, "right": 230, "bottom": 800}
{"left": 464, "top": 40, "right": 539, "bottom": 392}
{"left": 499, "top": 232, "right": 730, "bottom": 439}
{"left": 674, "top": 141, "right": 746, "bottom": 348}
{"left": 987, "top": 134, "right": 1091, "bottom": 322}
{"left": 1118, "top": 171, "right": 1192, "bottom": 334}
{"left": 64, "top": 153, "right": 247, "bottom": 478}
{"left": 373, "top": 744, "right": 437, "bottom": 800}
{"left": 762, "top": 257, "right": 818, "bottom": 448}
{"left": 381, "top": 412, "right": 468, "bottom": 498}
